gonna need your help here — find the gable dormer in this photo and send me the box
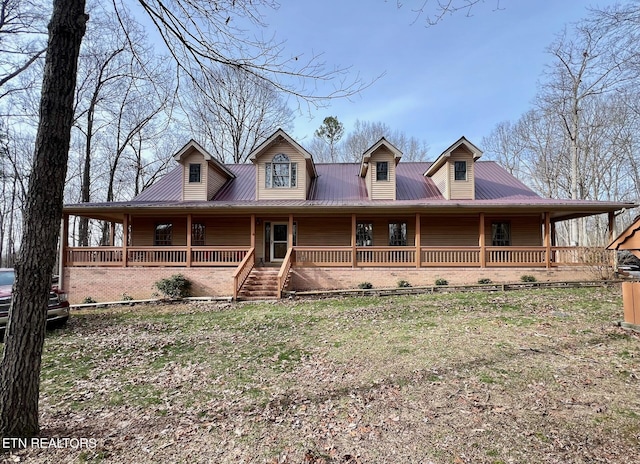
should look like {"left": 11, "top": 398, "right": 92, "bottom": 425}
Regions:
{"left": 359, "top": 138, "right": 402, "bottom": 200}
{"left": 249, "top": 129, "right": 317, "bottom": 200}
{"left": 173, "top": 140, "right": 235, "bottom": 201}
{"left": 424, "top": 137, "right": 482, "bottom": 200}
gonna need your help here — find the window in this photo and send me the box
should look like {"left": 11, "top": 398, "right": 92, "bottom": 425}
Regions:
{"left": 265, "top": 153, "right": 297, "bottom": 188}
{"left": 388, "top": 222, "right": 407, "bottom": 246}
{"left": 154, "top": 223, "right": 172, "bottom": 246}
{"left": 454, "top": 161, "right": 467, "bottom": 181}
{"left": 356, "top": 223, "right": 373, "bottom": 246}
{"left": 191, "top": 223, "right": 205, "bottom": 246}
{"left": 189, "top": 163, "right": 201, "bottom": 183}
{"left": 492, "top": 222, "right": 511, "bottom": 246}
{"left": 376, "top": 161, "right": 388, "bottom": 181}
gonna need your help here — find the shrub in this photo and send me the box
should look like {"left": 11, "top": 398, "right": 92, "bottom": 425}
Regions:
{"left": 82, "top": 296, "right": 96, "bottom": 304}
{"left": 435, "top": 278, "right": 448, "bottom": 286}
{"left": 154, "top": 274, "right": 192, "bottom": 298}
{"left": 520, "top": 275, "right": 537, "bottom": 283}
{"left": 477, "top": 278, "right": 492, "bottom": 284}
{"left": 397, "top": 279, "right": 412, "bottom": 288}
{"left": 121, "top": 293, "right": 133, "bottom": 301}
{"left": 358, "top": 282, "right": 373, "bottom": 289}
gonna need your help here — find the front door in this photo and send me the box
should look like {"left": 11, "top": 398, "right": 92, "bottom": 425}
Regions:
{"left": 271, "top": 223, "right": 288, "bottom": 261}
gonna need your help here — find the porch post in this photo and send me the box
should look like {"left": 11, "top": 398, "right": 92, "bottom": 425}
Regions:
{"left": 122, "top": 214, "right": 129, "bottom": 267}
{"left": 608, "top": 212, "right": 615, "bottom": 244}
{"left": 544, "top": 212, "right": 551, "bottom": 269}
{"left": 250, "top": 214, "right": 256, "bottom": 248}
{"left": 288, "top": 213, "right": 294, "bottom": 248}
{"left": 351, "top": 214, "right": 357, "bottom": 268}
{"left": 551, "top": 221, "right": 557, "bottom": 246}
{"left": 186, "top": 214, "right": 192, "bottom": 267}
{"left": 58, "top": 214, "right": 69, "bottom": 290}
{"left": 479, "top": 213, "right": 486, "bottom": 268}
{"left": 109, "top": 222, "right": 116, "bottom": 246}
{"left": 608, "top": 211, "right": 615, "bottom": 266}
{"left": 415, "top": 213, "right": 421, "bottom": 268}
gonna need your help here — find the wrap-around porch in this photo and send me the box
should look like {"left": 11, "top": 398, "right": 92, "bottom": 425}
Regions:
{"left": 62, "top": 211, "right": 615, "bottom": 299}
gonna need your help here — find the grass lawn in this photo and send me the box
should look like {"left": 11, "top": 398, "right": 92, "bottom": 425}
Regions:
{"left": 7, "top": 286, "right": 640, "bottom": 463}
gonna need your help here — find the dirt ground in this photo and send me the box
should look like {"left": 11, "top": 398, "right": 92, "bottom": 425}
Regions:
{"left": 3, "top": 287, "right": 639, "bottom": 463}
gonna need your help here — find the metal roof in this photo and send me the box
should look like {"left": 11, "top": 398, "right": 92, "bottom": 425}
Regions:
{"left": 65, "top": 160, "right": 635, "bottom": 222}
{"left": 131, "top": 161, "right": 541, "bottom": 203}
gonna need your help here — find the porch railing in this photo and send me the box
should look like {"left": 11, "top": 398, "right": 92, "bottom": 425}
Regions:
{"left": 421, "top": 247, "right": 480, "bottom": 266}
{"left": 66, "top": 246, "right": 249, "bottom": 267}
{"left": 289, "top": 246, "right": 613, "bottom": 268}
{"left": 65, "top": 245, "right": 613, "bottom": 268}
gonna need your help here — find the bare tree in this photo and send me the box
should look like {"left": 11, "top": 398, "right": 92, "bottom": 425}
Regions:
{"left": 0, "top": 0, "right": 497, "bottom": 439}
{"left": 182, "top": 65, "right": 294, "bottom": 163}
{"left": 0, "top": 0, "right": 48, "bottom": 98}
{"left": 0, "top": 0, "right": 87, "bottom": 437}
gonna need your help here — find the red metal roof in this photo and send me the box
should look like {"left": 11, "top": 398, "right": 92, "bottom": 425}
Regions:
{"left": 132, "top": 161, "right": 541, "bottom": 203}
{"left": 64, "top": 160, "right": 633, "bottom": 222}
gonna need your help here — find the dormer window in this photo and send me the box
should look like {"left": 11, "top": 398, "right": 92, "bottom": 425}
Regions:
{"left": 189, "top": 163, "right": 201, "bottom": 183}
{"left": 454, "top": 161, "right": 467, "bottom": 181}
{"left": 266, "top": 153, "right": 297, "bottom": 188}
{"left": 376, "top": 161, "right": 388, "bottom": 181}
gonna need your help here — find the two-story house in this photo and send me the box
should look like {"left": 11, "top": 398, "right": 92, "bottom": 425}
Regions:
{"left": 62, "top": 129, "right": 634, "bottom": 303}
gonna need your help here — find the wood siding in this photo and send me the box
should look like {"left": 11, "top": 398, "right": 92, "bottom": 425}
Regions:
{"left": 207, "top": 165, "right": 228, "bottom": 200}
{"left": 129, "top": 214, "right": 541, "bottom": 251}
{"left": 256, "top": 142, "right": 308, "bottom": 200}
{"left": 431, "top": 165, "right": 448, "bottom": 199}
{"left": 297, "top": 217, "right": 351, "bottom": 246}
{"left": 367, "top": 147, "right": 396, "bottom": 200}
{"left": 484, "top": 215, "right": 541, "bottom": 246}
{"left": 422, "top": 216, "right": 479, "bottom": 246}
{"left": 182, "top": 151, "right": 207, "bottom": 201}
{"left": 449, "top": 146, "right": 475, "bottom": 200}
{"left": 132, "top": 217, "right": 188, "bottom": 246}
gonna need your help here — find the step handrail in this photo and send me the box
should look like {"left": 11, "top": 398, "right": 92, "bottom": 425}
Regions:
{"left": 232, "top": 247, "right": 255, "bottom": 300}
{"left": 277, "top": 248, "right": 295, "bottom": 299}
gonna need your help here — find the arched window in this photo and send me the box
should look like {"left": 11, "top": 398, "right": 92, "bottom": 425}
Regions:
{"left": 265, "top": 153, "right": 297, "bottom": 188}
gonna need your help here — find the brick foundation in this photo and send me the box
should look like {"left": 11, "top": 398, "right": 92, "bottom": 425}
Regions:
{"left": 289, "top": 267, "right": 600, "bottom": 292}
{"left": 64, "top": 265, "right": 604, "bottom": 304}
{"left": 64, "top": 267, "right": 235, "bottom": 304}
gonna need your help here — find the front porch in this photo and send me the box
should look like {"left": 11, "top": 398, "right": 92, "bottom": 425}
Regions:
{"left": 60, "top": 211, "right": 616, "bottom": 302}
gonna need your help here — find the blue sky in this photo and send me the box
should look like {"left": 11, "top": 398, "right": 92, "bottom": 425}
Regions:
{"left": 261, "top": 1, "right": 619, "bottom": 155}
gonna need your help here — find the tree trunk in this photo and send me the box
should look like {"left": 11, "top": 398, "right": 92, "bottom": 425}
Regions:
{"left": 0, "top": 0, "right": 87, "bottom": 439}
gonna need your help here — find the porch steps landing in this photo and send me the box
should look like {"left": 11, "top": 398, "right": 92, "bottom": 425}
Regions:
{"left": 237, "top": 267, "right": 288, "bottom": 301}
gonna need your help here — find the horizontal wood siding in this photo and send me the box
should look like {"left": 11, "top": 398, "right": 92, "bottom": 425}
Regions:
{"left": 182, "top": 151, "right": 207, "bottom": 201}
{"left": 256, "top": 142, "right": 307, "bottom": 200}
{"left": 449, "top": 147, "right": 475, "bottom": 200}
{"left": 204, "top": 217, "right": 251, "bottom": 246}
{"left": 297, "top": 217, "right": 351, "bottom": 246}
{"left": 207, "top": 165, "right": 228, "bottom": 200}
{"left": 431, "top": 165, "right": 449, "bottom": 199}
{"left": 367, "top": 147, "right": 396, "bottom": 200}
{"left": 484, "top": 215, "right": 542, "bottom": 246}
{"left": 132, "top": 217, "right": 187, "bottom": 246}
{"left": 422, "top": 216, "right": 479, "bottom": 246}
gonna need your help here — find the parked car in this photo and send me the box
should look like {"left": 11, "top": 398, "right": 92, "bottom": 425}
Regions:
{"left": 0, "top": 268, "right": 69, "bottom": 339}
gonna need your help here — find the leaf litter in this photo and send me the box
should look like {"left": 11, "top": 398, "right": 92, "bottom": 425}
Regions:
{"left": 6, "top": 287, "right": 640, "bottom": 463}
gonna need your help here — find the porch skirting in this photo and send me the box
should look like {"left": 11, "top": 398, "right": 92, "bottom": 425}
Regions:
{"left": 65, "top": 265, "right": 602, "bottom": 304}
